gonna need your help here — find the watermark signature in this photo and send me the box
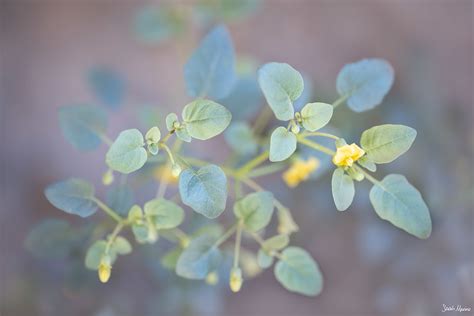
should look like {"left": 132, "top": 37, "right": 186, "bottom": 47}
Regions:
{"left": 442, "top": 304, "right": 472, "bottom": 313}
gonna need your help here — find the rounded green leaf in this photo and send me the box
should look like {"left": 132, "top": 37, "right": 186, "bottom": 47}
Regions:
{"left": 258, "top": 62, "right": 303, "bottom": 121}
{"left": 179, "top": 165, "right": 228, "bottom": 219}
{"left": 132, "top": 224, "right": 149, "bottom": 244}
{"left": 300, "top": 102, "right": 333, "bottom": 132}
{"left": 182, "top": 99, "right": 232, "bottom": 140}
{"left": 144, "top": 198, "right": 185, "bottom": 229}
{"left": 45, "top": 178, "right": 97, "bottom": 218}
{"left": 269, "top": 127, "right": 297, "bottom": 162}
{"left": 145, "top": 126, "right": 161, "bottom": 144}
{"left": 184, "top": 25, "right": 236, "bottom": 99}
{"left": 331, "top": 168, "right": 355, "bottom": 211}
{"left": 224, "top": 121, "right": 258, "bottom": 156}
{"left": 369, "top": 174, "right": 432, "bottom": 239}
{"left": 166, "top": 113, "right": 179, "bottom": 131}
{"left": 106, "top": 129, "right": 148, "bottom": 174}
{"left": 161, "top": 247, "right": 183, "bottom": 270}
{"left": 262, "top": 234, "right": 290, "bottom": 251}
{"left": 257, "top": 249, "right": 274, "bottom": 269}
{"left": 59, "top": 105, "right": 107, "bottom": 151}
{"left": 176, "top": 234, "right": 222, "bottom": 279}
{"left": 25, "top": 219, "right": 74, "bottom": 259}
{"left": 234, "top": 191, "right": 274, "bottom": 232}
{"left": 176, "top": 127, "right": 192, "bottom": 143}
{"left": 336, "top": 58, "right": 394, "bottom": 112}
{"left": 85, "top": 240, "right": 109, "bottom": 270}
{"left": 111, "top": 236, "right": 132, "bottom": 255}
{"left": 360, "top": 124, "right": 417, "bottom": 164}
{"left": 274, "top": 247, "right": 323, "bottom": 296}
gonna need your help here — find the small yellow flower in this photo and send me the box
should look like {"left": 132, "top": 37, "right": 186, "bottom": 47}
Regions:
{"left": 153, "top": 165, "right": 179, "bottom": 185}
{"left": 282, "top": 157, "right": 320, "bottom": 188}
{"left": 98, "top": 259, "right": 111, "bottom": 283}
{"left": 332, "top": 143, "right": 365, "bottom": 167}
{"left": 229, "top": 267, "right": 243, "bottom": 293}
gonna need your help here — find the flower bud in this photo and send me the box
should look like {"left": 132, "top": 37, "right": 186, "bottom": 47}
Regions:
{"left": 98, "top": 256, "right": 112, "bottom": 283}
{"left": 205, "top": 271, "right": 219, "bottom": 285}
{"left": 171, "top": 163, "right": 182, "bottom": 177}
{"left": 291, "top": 124, "right": 300, "bottom": 134}
{"left": 229, "top": 267, "right": 243, "bottom": 293}
{"left": 102, "top": 169, "right": 114, "bottom": 186}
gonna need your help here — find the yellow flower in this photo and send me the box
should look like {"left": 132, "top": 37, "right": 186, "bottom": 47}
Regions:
{"left": 98, "top": 259, "right": 111, "bottom": 283}
{"left": 229, "top": 267, "right": 243, "bottom": 293}
{"left": 153, "top": 165, "right": 179, "bottom": 185}
{"left": 332, "top": 143, "right": 365, "bottom": 167}
{"left": 282, "top": 157, "right": 320, "bottom": 188}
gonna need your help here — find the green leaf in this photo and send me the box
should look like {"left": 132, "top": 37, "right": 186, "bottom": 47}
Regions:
{"left": 262, "top": 234, "right": 289, "bottom": 251}
{"left": 44, "top": 178, "right": 97, "bottom": 218}
{"left": 274, "top": 247, "right": 323, "bottom": 296}
{"left": 106, "top": 184, "right": 134, "bottom": 216}
{"left": 85, "top": 240, "right": 113, "bottom": 270}
{"left": 176, "top": 127, "right": 192, "bottom": 143}
{"left": 258, "top": 62, "right": 303, "bottom": 121}
{"left": 166, "top": 113, "right": 179, "bottom": 131}
{"left": 184, "top": 25, "right": 236, "bottom": 99}
{"left": 133, "top": 5, "right": 185, "bottom": 44}
{"left": 357, "top": 156, "right": 377, "bottom": 172}
{"left": 110, "top": 236, "right": 132, "bottom": 255}
{"left": 179, "top": 165, "right": 228, "bottom": 219}
{"left": 369, "top": 174, "right": 431, "bottom": 239}
{"left": 336, "top": 58, "right": 394, "bottom": 112}
{"left": 331, "top": 168, "right": 355, "bottom": 211}
{"left": 300, "top": 102, "right": 333, "bottom": 132}
{"left": 269, "top": 127, "right": 297, "bottom": 162}
{"left": 176, "top": 234, "right": 222, "bottom": 279}
{"left": 360, "top": 124, "right": 417, "bottom": 164}
{"left": 161, "top": 247, "right": 183, "bottom": 270}
{"left": 88, "top": 66, "right": 125, "bottom": 110}
{"left": 182, "top": 99, "right": 232, "bottom": 140}
{"left": 25, "top": 219, "right": 74, "bottom": 259}
{"left": 128, "top": 205, "right": 143, "bottom": 222}
{"left": 106, "top": 129, "right": 148, "bottom": 174}
{"left": 144, "top": 198, "right": 185, "bottom": 229}
{"left": 145, "top": 126, "right": 161, "bottom": 144}
{"left": 224, "top": 122, "right": 258, "bottom": 156}
{"left": 234, "top": 191, "right": 274, "bottom": 232}
{"left": 132, "top": 224, "right": 149, "bottom": 244}
{"left": 59, "top": 105, "right": 107, "bottom": 151}
{"left": 257, "top": 249, "right": 274, "bottom": 269}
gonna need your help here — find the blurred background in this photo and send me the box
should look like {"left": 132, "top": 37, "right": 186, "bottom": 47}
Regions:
{"left": 1, "top": 0, "right": 473, "bottom": 315}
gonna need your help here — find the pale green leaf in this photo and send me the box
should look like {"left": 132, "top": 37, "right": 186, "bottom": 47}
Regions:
{"left": 179, "top": 165, "right": 228, "bottom": 219}
{"left": 369, "top": 174, "right": 431, "bottom": 239}
{"left": 132, "top": 224, "right": 149, "bottom": 244}
{"left": 25, "top": 219, "right": 74, "bottom": 259}
{"left": 269, "top": 127, "right": 297, "bottom": 162}
{"left": 161, "top": 247, "right": 183, "bottom": 270}
{"left": 59, "top": 105, "right": 107, "bottom": 151}
{"left": 85, "top": 240, "right": 114, "bottom": 270}
{"left": 144, "top": 198, "right": 185, "bottom": 229}
{"left": 176, "top": 234, "right": 222, "bottom": 279}
{"left": 182, "top": 99, "right": 232, "bottom": 140}
{"left": 258, "top": 62, "right": 303, "bottom": 121}
{"left": 224, "top": 121, "right": 258, "bottom": 156}
{"left": 360, "top": 124, "right": 416, "bottom": 164}
{"left": 336, "top": 58, "right": 394, "bottom": 112}
{"left": 234, "top": 191, "right": 274, "bottom": 232}
{"left": 300, "top": 102, "right": 333, "bottom": 132}
{"left": 262, "top": 234, "right": 289, "bottom": 251}
{"left": 110, "top": 236, "right": 132, "bottom": 255}
{"left": 106, "top": 129, "right": 148, "bottom": 174}
{"left": 358, "top": 156, "right": 377, "bottom": 172}
{"left": 166, "top": 113, "right": 179, "bottom": 131}
{"left": 257, "top": 249, "right": 274, "bottom": 269}
{"left": 331, "top": 168, "right": 355, "bottom": 211}
{"left": 176, "top": 127, "right": 192, "bottom": 143}
{"left": 274, "top": 247, "right": 323, "bottom": 296}
{"left": 44, "top": 178, "right": 97, "bottom": 218}
{"left": 145, "top": 126, "right": 161, "bottom": 144}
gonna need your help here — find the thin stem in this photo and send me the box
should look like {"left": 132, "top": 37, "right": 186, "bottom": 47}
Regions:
{"left": 92, "top": 197, "right": 123, "bottom": 223}
{"left": 161, "top": 130, "right": 174, "bottom": 143}
{"left": 252, "top": 107, "right": 272, "bottom": 135}
{"left": 159, "top": 143, "right": 176, "bottom": 165}
{"left": 332, "top": 94, "right": 349, "bottom": 108}
{"left": 237, "top": 150, "right": 269, "bottom": 175}
{"left": 248, "top": 230, "right": 283, "bottom": 260}
{"left": 301, "top": 131, "right": 339, "bottom": 140}
{"left": 354, "top": 165, "right": 382, "bottom": 186}
{"left": 182, "top": 156, "right": 241, "bottom": 179}
{"left": 156, "top": 162, "right": 170, "bottom": 198}
{"left": 297, "top": 137, "right": 336, "bottom": 156}
{"left": 98, "top": 132, "right": 113, "bottom": 146}
{"left": 105, "top": 222, "right": 124, "bottom": 253}
{"left": 241, "top": 178, "right": 288, "bottom": 212}
{"left": 214, "top": 223, "right": 238, "bottom": 248}
{"left": 233, "top": 221, "right": 243, "bottom": 268}
{"left": 247, "top": 163, "right": 286, "bottom": 178}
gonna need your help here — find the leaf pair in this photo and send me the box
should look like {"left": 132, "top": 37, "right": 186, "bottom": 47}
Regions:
{"left": 85, "top": 237, "right": 132, "bottom": 270}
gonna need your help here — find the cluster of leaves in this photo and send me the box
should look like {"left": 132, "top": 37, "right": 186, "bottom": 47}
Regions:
{"left": 28, "top": 24, "right": 431, "bottom": 298}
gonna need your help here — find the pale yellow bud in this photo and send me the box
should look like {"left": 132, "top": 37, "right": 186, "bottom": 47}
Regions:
{"left": 102, "top": 169, "right": 114, "bottom": 186}
{"left": 205, "top": 272, "right": 219, "bottom": 285}
{"left": 98, "top": 258, "right": 111, "bottom": 283}
{"left": 171, "top": 163, "right": 182, "bottom": 178}
{"left": 229, "top": 267, "right": 243, "bottom": 293}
